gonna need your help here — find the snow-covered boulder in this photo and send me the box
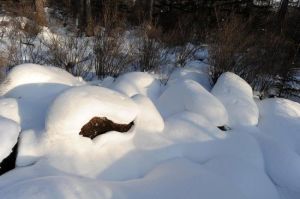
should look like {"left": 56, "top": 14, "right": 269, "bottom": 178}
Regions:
{"left": 258, "top": 98, "right": 300, "bottom": 149}
{"left": 211, "top": 72, "right": 259, "bottom": 127}
{"left": 254, "top": 98, "right": 300, "bottom": 195}
{"left": 113, "top": 72, "right": 161, "bottom": 101}
{"left": 0, "top": 98, "right": 20, "bottom": 124}
{"left": 46, "top": 86, "right": 139, "bottom": 138}
{"left": 0, "top": 64, "right": 85, "bottom": 131}
{"left": 0, "top": 64, "right": 84, "bottom": 95}
{"left": 0, "top": 117, "right": 20, "bottom": 163}
{"left": 156, "top": 80, "right": 228, "bottom": 127}
{"left": 132, "top": 94, "right": 164, "bottom": 133}
{"left": 167, "top": 61, "right": 211, "bottom": 90}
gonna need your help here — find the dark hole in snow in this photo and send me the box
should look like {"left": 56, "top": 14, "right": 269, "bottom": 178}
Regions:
{"left": 0, "top": 138, "right": 19, "bottom": 176}
{"left": 79, "top": 117, "right": 134, "bottom": 139}
{"left": 218, "top": 126, "right": 231, "bottom": 131}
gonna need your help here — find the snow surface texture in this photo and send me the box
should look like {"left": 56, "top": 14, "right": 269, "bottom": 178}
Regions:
{"left": 167, "top": 61, "right": 211, "bottom": 91}
{"left": 0, "top": 64, "right": 85, "bottom": 131}
{"left": 0, "top": 64, "right": 299, "bottom": 199}
{"left": 211, "top": 72, "right": 259, "bottom": 128}
{"left": 156, "top": 79, "right": 228, "bottom": 127}
{"left": 113, "top": 72, "right": 161, "bottom": 101}
{"left": 0, "top": 117, "right": 20, "bottom": 162}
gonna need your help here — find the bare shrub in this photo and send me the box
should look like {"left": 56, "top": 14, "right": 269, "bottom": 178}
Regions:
{"left": 208, "top": 16, "right": 255, "bottom": 83}
{"left": 2, "top": 17, "right": 45, "bottom": 69}
{"left": 93, "top": 28, "right": 134, "bottom": 78}
{"left": 174, "top": 44, "right": 199, "bottom": 68}
{"left": 208, "top": 14, "right": 298, "bottom": 97}
{"left": 136, "top": 24, "right": 169, "bottom": 72}
{"left": 44, "top": 35, "right": 92, "bottom": 77}
{"left": 100, "top": 0, "right": 126, "bottom": 31}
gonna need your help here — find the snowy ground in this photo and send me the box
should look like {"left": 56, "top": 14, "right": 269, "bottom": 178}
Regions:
{"left": 0, "top": 63, "right": 300, "bottom": 199}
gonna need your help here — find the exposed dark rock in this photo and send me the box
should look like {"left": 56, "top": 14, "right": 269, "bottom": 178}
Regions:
{"left": 0, "top": 138, "right": 19, "bottom": 176}
{"left": 79, "top": 117, "right": 134, "bottom": 139}
{"left": 218, "top": 125, "right": 231, "bottom": 131}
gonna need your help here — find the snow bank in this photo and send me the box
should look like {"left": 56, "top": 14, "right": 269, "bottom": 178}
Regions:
{"left": 0, "top": 160, "right": 248, "bottom": 199}
{"left": 113, "top": 72, "right": 161, "bottom": 101}
{"left": 46, "top": 86, "right": 139, "bottom": 137}
{"left": 211, "top": 72, "right": 259, "bottom": 127}
{"left": 0, "top": 98, "right": 20, "bottom": 124}
{"left": 156, "top": 80, "right": 228, "bottom": 127}
{"left": 0, "top": 63, "right": 299, "bottom": 199}
{"left": 0, "top": 117, "right": 20, "bottom": 162}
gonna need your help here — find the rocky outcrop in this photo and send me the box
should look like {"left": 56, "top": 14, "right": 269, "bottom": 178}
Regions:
{"left": 79, "top": 117, "right": 134, "bottom": 139}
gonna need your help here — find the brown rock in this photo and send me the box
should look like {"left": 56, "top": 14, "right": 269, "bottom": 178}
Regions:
{"left": 79, "top": 117, "right": 134, "bottom": 139}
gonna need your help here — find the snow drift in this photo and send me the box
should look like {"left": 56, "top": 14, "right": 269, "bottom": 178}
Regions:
{"left": 0, "top": 63, "right": 299, "bottom": 199}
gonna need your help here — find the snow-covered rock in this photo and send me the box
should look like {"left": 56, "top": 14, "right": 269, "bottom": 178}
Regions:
{"left": 46, "top": 85, "right": 139, "bottom": 138}
{"left": 0, "top": 64, "right": 85, "bottom": 131}
{"left": 211, "top": 72, "right": 259, "bottom": 128}
{"left": 0, "top": 63, "right": 299, "bottom": 199}
{"left": 113, "top": 72, "right": 161, "bottom": 101}
{"left": 156, "top": 80, "right": 228, "bottom": 127}
{"left": 167, "top": 61, "right": 211, "bottom": 90}
{"left": 132, "top": 94, "right": 164, "bottom": 133}
{"left": 0, "top": 117, "right": 20, "bottom": 162}
{"left": 255, "top": 98, "right": 300, "bottom": 194}
{"left": 0, "top": 64, "right": 84, "bottom": 95}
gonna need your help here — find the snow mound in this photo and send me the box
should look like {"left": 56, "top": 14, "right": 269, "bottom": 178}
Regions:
{"left": 132, "top": 95, "right": 164, "bottom": 133}
{"left": 211, "top": 72, "right": 259, "bottom": 127}
{"left": 0, "top": 98, "right": 20, "bottom": 124}
{"left": 3, "top": 83, "right": 71, "bottom": 131}
{"left": 156, "top": 80, "right": 228, "bottom": 126}
{"left": 256, "top": 98, "right": 300, "bottom": 193}
{"left": 258, "top": 98, "right": 300, "bottom": 152}
{"left": 168, "top": 61, "right": 211, "bottom": 90}
{"left": 46, "top": 86, "right": 139, "bottom": 137}
{"left": 0, "top": 117, "right": 20, "bottom": 162}
{"left": 113, "top": 72, "right": 161, "bottom": 101}
{"left": 0, "top": 64, "right": 84, "bottom": 95}
{"left": 0, "top": 64, "right": 85, "bottom": 130}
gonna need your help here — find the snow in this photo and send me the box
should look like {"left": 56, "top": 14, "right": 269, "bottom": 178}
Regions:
{"left": 167, "top": 61, "right": 211, "bottom": 90}
{"left": 211, "top": 72, "right": 259, "bottom": 128}
{"left": 0, "top": 64, "right": 85, "bottom": 131}
{"left": 16, "top": 130, "right": 42, "bottom": 167}
{"left": 254, "top": 98, "right": 300, "bottom": 196}
{"left": 46, "top": 85, "right": 139, "bottom": 138}
{"left": 131, "top": 94, "right": 164, "bottom": 133}
{"left": 0, "top": 98, "right": 20, "bottom": 124}
{"left": 113, "top": 72, "right": 161, "bottom": 101}
{"left": 156, "top": 79, "right": 228, "bottom": 126}
{"left": 0, "top": 63, "right": 84, "bottom": 95}
{"left": 0, "top": 65, "right": 299, "bottom": 199}
{"left": 0, "top": 117, "right": 20, "bottom": 162}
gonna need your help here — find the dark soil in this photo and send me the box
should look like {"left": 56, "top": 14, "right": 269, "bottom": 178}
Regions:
{"left": 79, "top": 117, "right": 134, "bottom": 139}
